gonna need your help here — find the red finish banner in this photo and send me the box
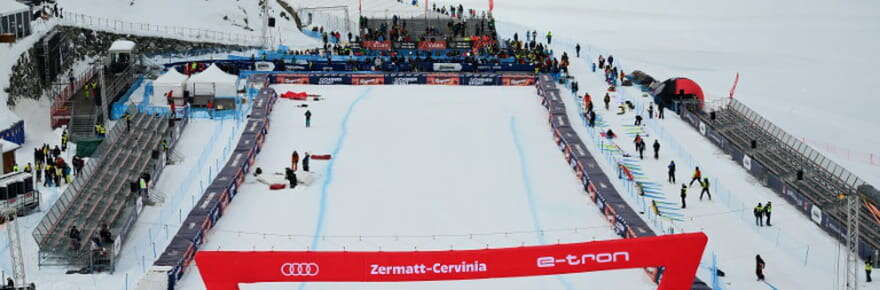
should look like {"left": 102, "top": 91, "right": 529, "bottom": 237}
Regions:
{"left": 501, "top": 75, "right": 537, "bottom": 86}
{"left": 418, "top": 41, "right": 448, "bottom": 50}
{"left": 351, "top": 75, "right": 385, "bottom": 85}
{"left": 273, "top": 74, "right": 310, "bottom": 84}
{"left": 362, "top": 41, "right": 392, "bottom": 50}
{"left": 426, "top": 74, "right": 461, "bottom": 85}
{"left": 196, "top": 233, "right": 707, "bottom": 290}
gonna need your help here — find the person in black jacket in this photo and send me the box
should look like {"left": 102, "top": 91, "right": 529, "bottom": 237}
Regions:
{"left": 69, "top": 226, "right": 81, "bottom": 250}
{"left": 130, "top": 180, "right": 140, "bottom": 196}
{"left": 756, "top": 255, "right": 766, "bottom": 281}
{"left": 637, "top": 139, "right": 646, "bottom": 160}
{"left": 589, "top": 111, "right": 597, "bottom": 127}
{"left": 651, "top": 141, "right": 660, "bottom": 160}
{"left": 52, "top": 145, "right": 62, "bottom": 160}
{"left": 286, "top": 168, "right": 297, "bottom": 189}
{"left": 305, "top": 110, "right": 312, "bottom": 128}
{"left": 680, "top": 184, "right": 688, "bottom": 209}
{"left": 667, "top": 161, "right": 676, "bottom": 183}
{"left": 99, "top": 223, "right": 113, "bottom": 245}
{"left": 303, "top": 153, "right": 311, "bottom": 172}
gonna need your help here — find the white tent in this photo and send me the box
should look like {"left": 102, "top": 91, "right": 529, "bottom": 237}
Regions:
{"left": 109, "top": 40, "right": 136, "bottom": 53}
{"left": 188, "top": 64, "right": 237, "bottom": 97}
{"left": 149, "top": 68, "right": 189, "bottom": 106}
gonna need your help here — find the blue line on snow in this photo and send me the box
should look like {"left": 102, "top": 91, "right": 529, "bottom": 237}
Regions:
{"left": 509, "top": 117, "right": 545, "bottom": 242}
{"left": 309, "top": 87, "right": 373, "bottom": 249}
{"left": 510, "top": 117, "right": 575, "bottom": 290}
{"left": 763, "top": 281, "right": 780, "bottom": 290}
{"left": 299, "top": 88, "right": 371, "bottom": 290}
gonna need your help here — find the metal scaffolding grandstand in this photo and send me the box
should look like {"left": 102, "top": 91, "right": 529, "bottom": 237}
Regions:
{"left": 687, "top": 98, "right": 880, "bottom": 255}
{"left": 32, "top": 112, "right": 182, "bottom": 271}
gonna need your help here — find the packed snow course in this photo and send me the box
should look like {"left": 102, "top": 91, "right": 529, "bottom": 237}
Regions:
{"left": 448, "top": 0, "right": 880, "bottom": 194}
{"left": 532, "top": 30, "right": 880, "bottom": 289}
{"left": 173, "top": 85, "right": 654, "bottom": 290}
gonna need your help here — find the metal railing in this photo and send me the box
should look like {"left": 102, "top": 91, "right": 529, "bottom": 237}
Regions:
{"left": 724, "top": 99, "right": 868, "bottom": 192}
{"left": 32, "top": 113, "right": 134, "bottom": 247}
{"left": 58, "top": 11, "right": 263, "bottom": 47}
{"left": 50, "top": 65, "right": 102, "bottom": 128}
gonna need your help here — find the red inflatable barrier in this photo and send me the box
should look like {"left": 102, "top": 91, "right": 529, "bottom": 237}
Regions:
{"left": 311, "top": 154, "right": 332, "bottom": 160}
{"left": 196, "top": 233, "right": 707, "bottom": 290}
{"left": 269, "top": 184, "right": 286, "bottom": 190}
{"left": 281, "top": 91, "right": 309, "bottom": 100}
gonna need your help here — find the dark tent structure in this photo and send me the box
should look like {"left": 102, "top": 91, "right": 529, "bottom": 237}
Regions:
{"left": 652, "top": 78, "right": 704, "bottom": 109}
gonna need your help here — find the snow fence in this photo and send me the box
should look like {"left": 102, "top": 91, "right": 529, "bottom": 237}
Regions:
{"left": 141, "top": 72, "right": 709, "bottom": 289}
{"left": 535, "top": 74, "right": 710, "bottom": 290}
{"left": 678, "top": 104, "right": 879, "bottom": 261}
{"left": 138, "top": 75, "right": 276, "bottom": 290}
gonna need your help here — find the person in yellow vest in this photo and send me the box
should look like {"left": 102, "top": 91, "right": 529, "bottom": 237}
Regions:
{"left": 12, "top": 163, "right": 20, "bottom": 172}
{"left": 94, "top": 124, "right": 106, "bottom": 137}
{"left": 23, "top": 163, "right": 32, "bottom": 173}
{"left": 44, "top": 164, "right": 54, "bottom": 187}
{"left": 866, "top": 260, "right": 873, "bottom": 283}
{"left": 754, "top": 203, "right": 765, "bottom": 227}
{"left": 54, "top": 165, "right": 63, "bottom": 187}
{"left": 61, "top": 131, "right": 69, "bottom": 151}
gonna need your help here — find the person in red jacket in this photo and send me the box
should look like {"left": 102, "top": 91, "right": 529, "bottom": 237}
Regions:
{"left": 291, "top": 151, "right": 300, "bottom": 171}
{"left": 689, "top": 167, "right": 702, "bottom": 186}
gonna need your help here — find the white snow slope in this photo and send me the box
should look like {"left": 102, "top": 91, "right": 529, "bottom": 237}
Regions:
{"left": 54, "top": 0, "right": 319, "bottom": 48}
{"left": 174, "top": 85, "right": 654, "bottom": 290}
{"left": 453, "top": 0, "right": 880, "bottom": 187}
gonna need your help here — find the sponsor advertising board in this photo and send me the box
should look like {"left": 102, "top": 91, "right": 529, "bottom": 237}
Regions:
{"left": 196, "top": 233, "right": 707, "bottom": 290}
{"left": 418, "top": 41, "right": 448, "bottom": 50}
{"left": 362, "top": 41, "right": 391, "bottom": 50}
{"left": 426, "top": 74, "right": 460, "bottom": 85}
{"left": 351, "top": 74, "right": 385, "bottom": 85}
{"left": 273, "top": 74, "right": 310, "bottom": 84}
{"left": 501, "top": 75, "right": 537, "bottom": 86}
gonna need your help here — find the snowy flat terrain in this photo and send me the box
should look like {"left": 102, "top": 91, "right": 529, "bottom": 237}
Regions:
{"left": 453, "top": 0, "right": 880, "bottom": 187}
{"left": 174, "top": 85, "right": 654, "bottom": 289}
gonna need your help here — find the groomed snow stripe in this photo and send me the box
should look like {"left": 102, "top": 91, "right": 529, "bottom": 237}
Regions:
{"left": 309, "top": 87, "right": 373, "bottom": 249}
{"left": 509, "top": 117, "right": 545, "bottom": 244}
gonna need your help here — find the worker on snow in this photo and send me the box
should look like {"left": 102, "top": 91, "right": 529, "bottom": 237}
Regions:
{"left": 667, "top": 161, "right": 676, "bottom": 183}
{"left": 603, "top": 93, "right": 611, "bottom": 110}
{"left": 305, "top": 110, "right": 312, "bottom": 128}
{"left": 291, "top": 151, "right": 300, "bottom": 171}
{"left": 303, "top": 153, "right": 311, "bottom": 172}
{"left": 754, "top": 203, "right": 765, "bottom": 227}
{"left": 680, "top": 184, "right": 688, "bottom": 209}
{"left": 764, "top": 202, "right": 772, "bottom": 226}
{"left": 286, "top": 167, "right": 298, "bottom": 189}
{"left": 689, "top": 167, "right": 702, "bottom": 186}
{"left": 699, "top": 178, "right": 711, "bottom": 201}
{"left": 756, "top": 255, "right": 766, "bottom": 281}
{"left": 653, "top": 140, "right": 661, "bottom": 159}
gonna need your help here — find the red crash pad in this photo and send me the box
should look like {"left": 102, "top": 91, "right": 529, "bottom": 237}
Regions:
{"left": 281, "top": 91, "right": 309, "bottom": 100}
{"left": 311, "top": 154, "right": 332, "bottom": 160}
{"left": 269, "top": 183, "right": 286, "bottom": 190}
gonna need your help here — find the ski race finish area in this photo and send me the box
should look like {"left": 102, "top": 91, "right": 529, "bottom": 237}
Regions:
{"left": 195, "top": 233, "right": 707, "bottom": 290}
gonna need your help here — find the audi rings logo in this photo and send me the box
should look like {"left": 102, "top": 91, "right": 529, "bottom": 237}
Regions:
{"left": 280, "top": 263, "right": 320, "bottom": 276}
